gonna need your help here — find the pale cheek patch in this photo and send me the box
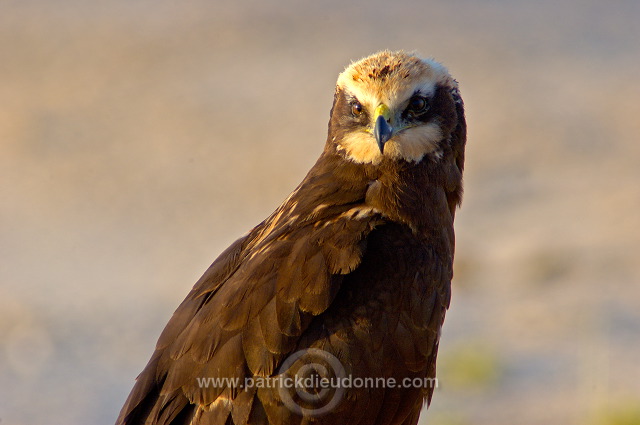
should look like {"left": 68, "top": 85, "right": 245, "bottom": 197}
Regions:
{"left": 338, "top": 131, "right": 384, "bottom": 164}
{"left": 339, "top": 123, "right": 442, "bottom": 164}
{"left": 384, "top": 122, "right": 442, "bottom": 162}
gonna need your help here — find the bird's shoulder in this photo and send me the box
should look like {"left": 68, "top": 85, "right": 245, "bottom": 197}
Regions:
{"left": 116, "top": 173, "right": 386, "bottom": 424}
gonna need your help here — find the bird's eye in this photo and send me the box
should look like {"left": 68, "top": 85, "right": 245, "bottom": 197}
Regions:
{"left": 407, "top": 96, "right": 429, "bottom": 114}
{"left": 351, "top": 101, "right": 363, "bottom": 116}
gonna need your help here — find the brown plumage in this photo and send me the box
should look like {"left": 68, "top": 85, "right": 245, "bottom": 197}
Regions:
{"left": 116, "top": 51, "right": 466, "bottom": 425}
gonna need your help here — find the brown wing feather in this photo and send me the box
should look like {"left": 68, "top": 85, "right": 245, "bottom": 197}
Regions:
{"left": 116, "top": 173, "right": 382, "bottom": 425}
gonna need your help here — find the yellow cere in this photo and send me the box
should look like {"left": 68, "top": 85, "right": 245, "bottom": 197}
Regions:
{"left": 374, "top": 104, "right": 391, "bottom": 121}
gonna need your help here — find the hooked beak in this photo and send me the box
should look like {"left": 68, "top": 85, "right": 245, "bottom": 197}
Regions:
{"left": 373, "top": 104, "right": 393, "bottom": 153}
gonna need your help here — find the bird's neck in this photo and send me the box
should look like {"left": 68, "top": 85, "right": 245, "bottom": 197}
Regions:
{"left": 299, "top": 151, "right": 458, "bottom": 227}
{"left": 368, "top": 159, "right": 455, "bottom": 232}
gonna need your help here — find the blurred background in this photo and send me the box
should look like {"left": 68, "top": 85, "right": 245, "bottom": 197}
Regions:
{"left": 1, "top": 0, "right": 639, "bottom": 424}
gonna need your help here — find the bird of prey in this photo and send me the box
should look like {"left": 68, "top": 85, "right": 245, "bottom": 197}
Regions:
{"left": 116, "top": 50, "right": 466, "bottom": 425}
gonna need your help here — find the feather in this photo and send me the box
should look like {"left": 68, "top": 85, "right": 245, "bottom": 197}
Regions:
{"left": 116, "top": 51, "right": 466, "bottom": 425}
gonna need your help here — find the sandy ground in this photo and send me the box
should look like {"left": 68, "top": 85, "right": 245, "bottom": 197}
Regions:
{"left": 1, "top": 1, "right": 639, "bottom": 424}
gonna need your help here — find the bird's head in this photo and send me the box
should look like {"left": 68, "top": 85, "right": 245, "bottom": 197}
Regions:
{"left": 328, "top": 51, "right": 464, "bottom": 166}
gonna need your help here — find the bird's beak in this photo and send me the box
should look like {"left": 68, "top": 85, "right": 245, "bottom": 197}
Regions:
{"left": 373, "top": 104, "right": 393, "bottom": 153}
